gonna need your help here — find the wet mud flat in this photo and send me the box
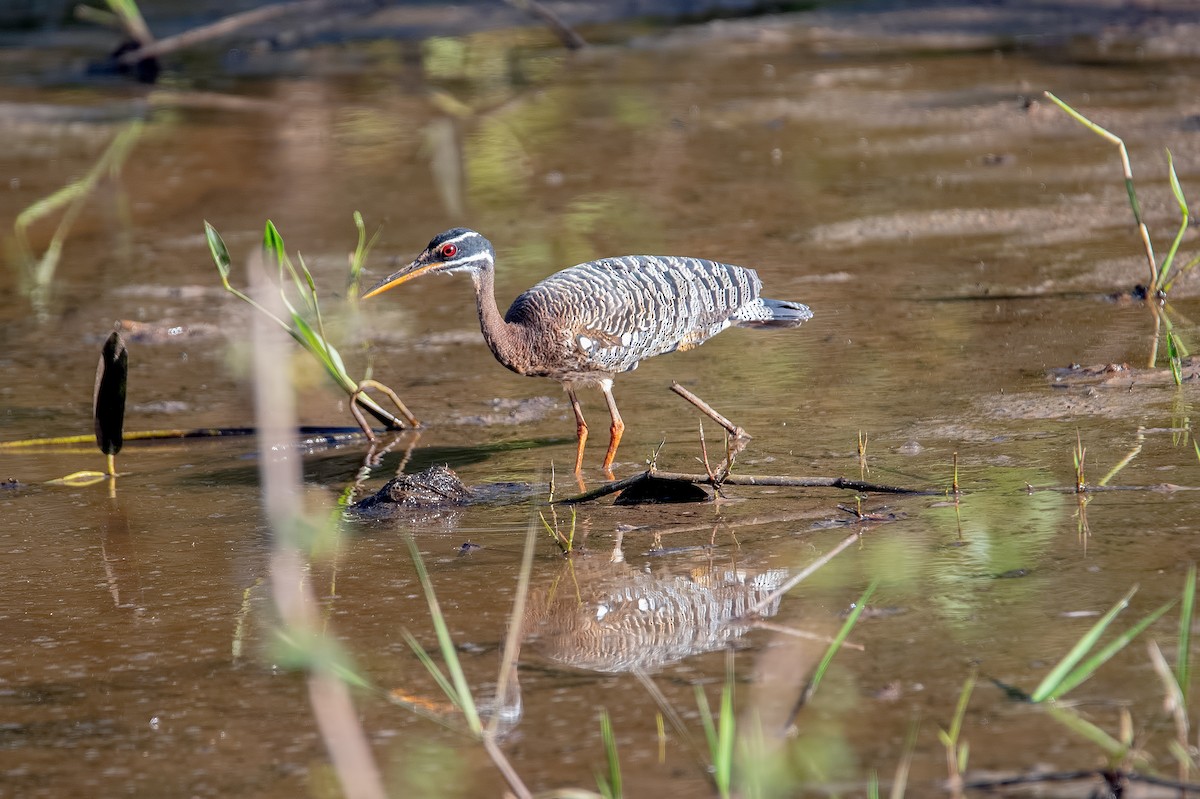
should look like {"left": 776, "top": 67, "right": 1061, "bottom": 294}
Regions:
{"left": 4, "top": 1, "right": 1200, "bottom": 797}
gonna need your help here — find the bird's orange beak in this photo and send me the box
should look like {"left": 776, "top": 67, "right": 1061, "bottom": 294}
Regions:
{"left": 361, "top": 259, "right": 439, "bottom": 299}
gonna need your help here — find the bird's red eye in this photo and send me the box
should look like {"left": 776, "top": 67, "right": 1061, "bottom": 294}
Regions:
{"left": 440, "top": 243, "right": 458, "bottom": 258}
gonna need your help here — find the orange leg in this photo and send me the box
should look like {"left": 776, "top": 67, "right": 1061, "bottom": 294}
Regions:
{"left": 600, "top": 382, "right": 625, "bottom": 479}
{"left": 567, "top": 388, "right": 588, "bottom": 475}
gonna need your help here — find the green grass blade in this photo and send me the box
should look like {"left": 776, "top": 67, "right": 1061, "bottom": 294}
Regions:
{"left": 695, "top": 686, "right": 716, "bottom": 756}
{"left": 1164, "top": 250, "right": 1200, "bottom": 294}
{"left": 1043, "top": 90, "right": 1158, "bottom": 287}
{"left": 1159, "top": 149, "right": 1190, "bottom": 287}
{"left": 805, "top": 579, "right": 878, "bottom": 702}
{"left": 1168, "top": 332, "right": 1184, "bottom": 386}
{"left": 946, "top": 671, "right": 975, "bottom": 744}
{"left": 598, "top": 709, "right": 622, "bottom": 799}
{"left": 1043, "top": 92, "right": 1120, "bottom": 145}
{"left": 1045, "top": 705, "right": 1129, "bottom": 760}
{"left": 713, "top": 652, "right": 734, "bottom": 799}
{"left": 1031, "top": 585, "right": 1137, "bottom": 702}
{"left": 347, "top": 211, "right": 382, "bottom": 294}
{"left": 273, "top": 628, "right": 372, "bottom": 691}
{"left": 1178, "top": 563, "right": 1196, "bottom": 704}
{"left": 294, "top": 252, "right": 320, "bottom": 317}
{"left": 405, "top": 536, "right": 482, "bottom": 735}
{"left": 1043, "top": 599, "right": 1174, "bottom": 701}
{"left": 288, "top": 311, "right": 353, "bottom": 390}
{"left": 891, "top": 720, "right": 919, "bottom": 799}
{"left": 401, "top": 629, "right": 459, "bottom": 706}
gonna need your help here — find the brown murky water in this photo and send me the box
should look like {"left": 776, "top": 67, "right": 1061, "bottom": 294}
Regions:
{"left": 4, "top": 4, "right": 1200, "bottom": 797}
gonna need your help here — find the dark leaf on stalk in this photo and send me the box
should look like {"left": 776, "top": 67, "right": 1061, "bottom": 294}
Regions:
{"left": 205, "top": 221, "right": 232, "bottom": 279}
{"left": 94, "top": 331, "right": 128, "bottom": 456}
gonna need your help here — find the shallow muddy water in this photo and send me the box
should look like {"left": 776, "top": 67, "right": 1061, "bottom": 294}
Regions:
{"left": 4, "top": 3, "right": 1200, "bottom": 797}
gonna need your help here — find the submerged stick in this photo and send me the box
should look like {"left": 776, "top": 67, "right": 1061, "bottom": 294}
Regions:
{"left": 557, "top": 468, "right": 937, "bottom": 504}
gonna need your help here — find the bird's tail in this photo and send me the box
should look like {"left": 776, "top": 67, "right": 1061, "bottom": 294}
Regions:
{"left": 733, "top": 298, "right": 813, "bottom": 328}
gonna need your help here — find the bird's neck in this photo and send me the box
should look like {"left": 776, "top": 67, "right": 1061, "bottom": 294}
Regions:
{"left": 469, "top": 267, "right": 532, "bottom": 374}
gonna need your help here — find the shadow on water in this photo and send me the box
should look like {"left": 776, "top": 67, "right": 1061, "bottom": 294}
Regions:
{"left": 6, "top": 1, "right": 1200, "bottom": 796}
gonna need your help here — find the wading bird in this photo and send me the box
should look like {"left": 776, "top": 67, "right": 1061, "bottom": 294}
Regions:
{"left": 363, "top": 228, "right": 812, "bottom": 478}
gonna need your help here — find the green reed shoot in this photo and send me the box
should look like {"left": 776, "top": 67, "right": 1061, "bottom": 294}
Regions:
{"left": 1073, "top": 431, "right": 1086, "bottom": 493}
{"left": 403, "top": 535, "right": 482, "bottom": 734}
{"left": 399, "top": 532, "right": 535, "bottom": 798}
{"left": 11, "top": 121, "right": 142, "bottom": 308}
{"left": 596, "top": 709, "right": 623, "bottom": 799}
{"left": 938, "top": 672, "right": 974, "bottom": 796}
{"left": 695, "top": 651, "right": 735, "bottom": 799}
{"left": 1180, "top": 564, "right": 1197, "bottom": 704}
{"left": 540, "top": 505, "right": 577, "bottom": 554}
{"left": 1148, "top": 638, "right": 1192, "bottom": 780}
{"left": 206, "top": 219, "right": 417, "bottom": 438}
{"left": 346, "top": 211, "right": 382, "bottom": 297}
{"left": 803, "top": 579, "right": 878, "bottom": 704}
{"left": 1030, "top": 584, "right": 1174, "bottom": 702}
{"left": 1044, "top": 704, "right": 1138, "bottom": 765}
{"left": 1044, "top": 91, "right": 1200, "bottom": 294}
{"left": 1045, "top": 91, "right": 1199, "bottom": 382}
{"left": 1098, "top": 427, "right": 1144, "bottom": 487}
{"left": 890, "top": 721, "right": 918, "bottom": 799}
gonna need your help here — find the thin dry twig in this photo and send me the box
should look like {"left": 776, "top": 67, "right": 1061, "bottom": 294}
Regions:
{"left": 744, "top": 531, "right": 862, "bottom": 618}
{"left": 750, "top": 619, "right": 866, "bottom": 651}
{"left": 251, "top": 256, "right": 386, "bottom": 799}
{"left": 501, "top": 0, "right": 586, "bottom": 49}
{"left": 114, "top": 0, "right": 371, "bottom": 64}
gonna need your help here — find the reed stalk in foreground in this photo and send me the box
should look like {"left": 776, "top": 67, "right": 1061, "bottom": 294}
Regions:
{"left": 249, "top": 251, "right": 387, "bottom": 799}
{"left": 400, "top": 526, "right": 537, "bottom": 798}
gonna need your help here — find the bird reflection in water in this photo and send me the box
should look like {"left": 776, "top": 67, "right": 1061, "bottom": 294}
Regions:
{"left": 524, "top": 551, "right": 788, "bottom": 673}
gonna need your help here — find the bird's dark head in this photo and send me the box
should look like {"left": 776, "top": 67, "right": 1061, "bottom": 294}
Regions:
{"left": 362, "top": 228, "right": 495, "bottom": 299}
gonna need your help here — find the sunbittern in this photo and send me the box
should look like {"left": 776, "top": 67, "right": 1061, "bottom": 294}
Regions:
{"left": 364, "top": 228, "right": 812, "bottom": 478}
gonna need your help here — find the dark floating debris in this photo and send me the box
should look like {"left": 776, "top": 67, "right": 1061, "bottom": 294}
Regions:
{"left": 1049, "top": 357, "right": 1200, "bottom": 387}
{"left": 355, "top": 464, "right": 474, "bottom": 514}
{"left": 352, "top": 464, "right": 534, "bottom": 521}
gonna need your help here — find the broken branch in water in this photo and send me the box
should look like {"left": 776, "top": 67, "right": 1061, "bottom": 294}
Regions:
{"left": 558, "top": 385, "right": 936, "bottom": 503}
